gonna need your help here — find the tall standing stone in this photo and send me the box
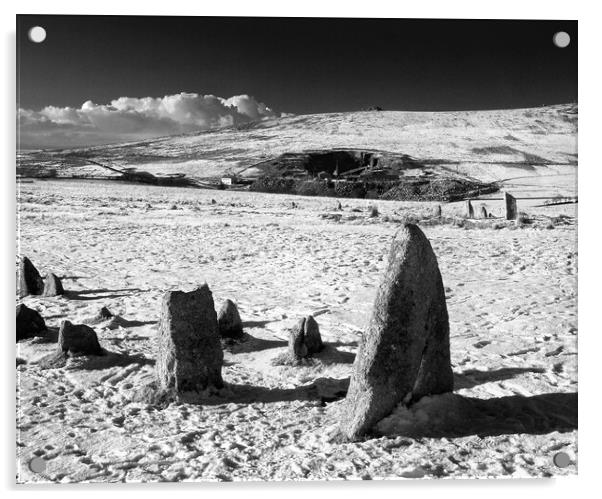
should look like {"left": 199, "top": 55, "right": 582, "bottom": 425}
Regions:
{"left": 465, "top": 200, "right": 474, "bottom": 219}
{"left": 339, "top": 224, "right": 453, "bottom": 441}
{"left": 17, "top": 257, "right": 44, "bottom": 297}
{"left": 156, "top": 285, "right": 224, "bottom": 392}
{"left": 504, "top": 192, "right": 517, "bottom": 220}
{"left": 43, "top": 273, "right": 64, "bottom": 296}
{"left": 480, "top": 206, "right": 488, "bottom": 219}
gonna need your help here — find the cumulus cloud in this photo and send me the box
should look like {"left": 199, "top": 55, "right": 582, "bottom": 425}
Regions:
{"left": 18, "top": 92, "right": 281, "bottom": 149}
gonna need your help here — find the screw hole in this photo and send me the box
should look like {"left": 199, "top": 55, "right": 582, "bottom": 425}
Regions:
{"left": 553, "top": 31, "right": 570, "bottom": 48}
{"left": 28, "top": 26, "right": 46, "bottom": 43}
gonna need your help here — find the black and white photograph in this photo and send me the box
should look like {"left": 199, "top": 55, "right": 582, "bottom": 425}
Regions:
{"left": 15, "top": 13, "right": 578, "bottom": 483}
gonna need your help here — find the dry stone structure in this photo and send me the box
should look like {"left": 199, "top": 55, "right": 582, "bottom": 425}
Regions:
{"left": 17, "top": 256, "right": 44, "bottom": 297}
{"left": 156, "top": 285, "right": 224, "bottom": 393}
{"left": 339, "top": 223, "right": 453, "bottom": 440}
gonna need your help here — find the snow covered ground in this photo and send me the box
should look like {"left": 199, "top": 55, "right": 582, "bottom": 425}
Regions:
{"left": 16, "top": 179, "right": 577, "bottom": 482}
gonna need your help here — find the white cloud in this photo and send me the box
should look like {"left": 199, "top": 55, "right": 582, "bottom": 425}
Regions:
{"left": 18, "top": 92, "right": 281, "bottom": 149}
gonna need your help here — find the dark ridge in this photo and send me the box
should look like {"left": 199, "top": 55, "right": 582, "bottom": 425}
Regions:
{"left": 249, "top": 149, "right": 498, "bottom": 201}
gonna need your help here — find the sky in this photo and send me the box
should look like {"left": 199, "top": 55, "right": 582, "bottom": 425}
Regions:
{"left": 17, "top": 16, "right": 577, "bottom": 149}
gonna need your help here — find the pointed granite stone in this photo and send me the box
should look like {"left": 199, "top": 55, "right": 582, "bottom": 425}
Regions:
{"left": 17, "top": 256, "right": 44, "bottom": 297}
{"left": 339, "top": 224, "right": 453, "bottom": 440}
{"left": 43, "top": 273, "right": 64, "bottom": 296}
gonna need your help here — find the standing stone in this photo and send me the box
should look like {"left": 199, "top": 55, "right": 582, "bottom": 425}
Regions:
{"left": 304, "top": 315, "right": 323, "bottom": 354}
{"left": 288, "top": 315, "right": 324, "bottom": 360}
{"left": 339, "top": 224, "right": 453, "bottom": 441}
{"left": 43, "top": 273, "right": 64, "bottom": 296}
{"left": 17, "top": 257, "right": 44, "bottom": 297}
{"left": 504, "top": 192, "right": 517, "bottom": 220}
{"left": 156, "top": 285, "right": 223, "bottom": 392}
{"left": 86, "top": 306, "right": 114, "bottom": 325}
{"left": 289, "top": 318, "right": 308, "bottom": 359}
{"left": 480, "top": 206, "right": 488, "bottom": 219}
{"left": 465, "top": 200, "right": 474, "bottom": 219}
{"left": 217, "top": 299, "right": 243, "bottom": 338}
{"left": 97, "top": 306, "right": 113, "bottom": 320}
{"left": 435, "top": 205, "right": 442, "bottom": 218}
{"left": 16, "top": 304, "right": 47, "bottom": 341}
{"left": 58, "top": 320, "right": 103, "bottom": 355}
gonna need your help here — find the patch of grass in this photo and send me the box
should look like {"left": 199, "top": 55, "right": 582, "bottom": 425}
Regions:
{"left": 130, "top": 382, "right": 178, "bottom": 408}
{"left": 453, "top": 218, "right": 466, "bottom": 228}
{"left": 516, "top": 212, "right": 531, "bottom": 227}
{"left": 396, "top": 213, "right": 421, "bottom": 225}
{"left": 271, "top": 351, "right": 316, "bottom": 367}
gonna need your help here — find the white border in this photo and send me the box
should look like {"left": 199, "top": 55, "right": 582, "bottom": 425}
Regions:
{"left": 2, "top": 1, "right": 598, "bottom": 498}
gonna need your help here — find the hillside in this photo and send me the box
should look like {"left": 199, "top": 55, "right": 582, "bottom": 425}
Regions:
{"left": 18, "top": 104, "right": 577, "bottom": 197}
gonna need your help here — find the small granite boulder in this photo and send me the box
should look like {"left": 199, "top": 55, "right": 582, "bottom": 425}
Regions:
{"left": 304, "top": 315, "right": 323, "bottom": 354}
{"left": 17, "top": 256, "right": 44, "bottom": 297}
{"left": 217, "top": 299, "right": 243, "bottom": 338}
{"left": 90, "top": 306, "right": 113, "bottom": 322}
{"left": 16, "top": 304, "right": 47, "bottom": 341}
{"left": 58, "top": 320, "right": 103, "bottom": 356}
{"left": 97, "top": 306, "right": 113, "bottom": 320}
{"left": 43, "top": 273, "right": 64, "bottom": 296}
{"left": 289, "top": 319, "right": 308, "bottom": 359}
{"left": 288, "top": 315, "right": 324, "bottom": 360}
